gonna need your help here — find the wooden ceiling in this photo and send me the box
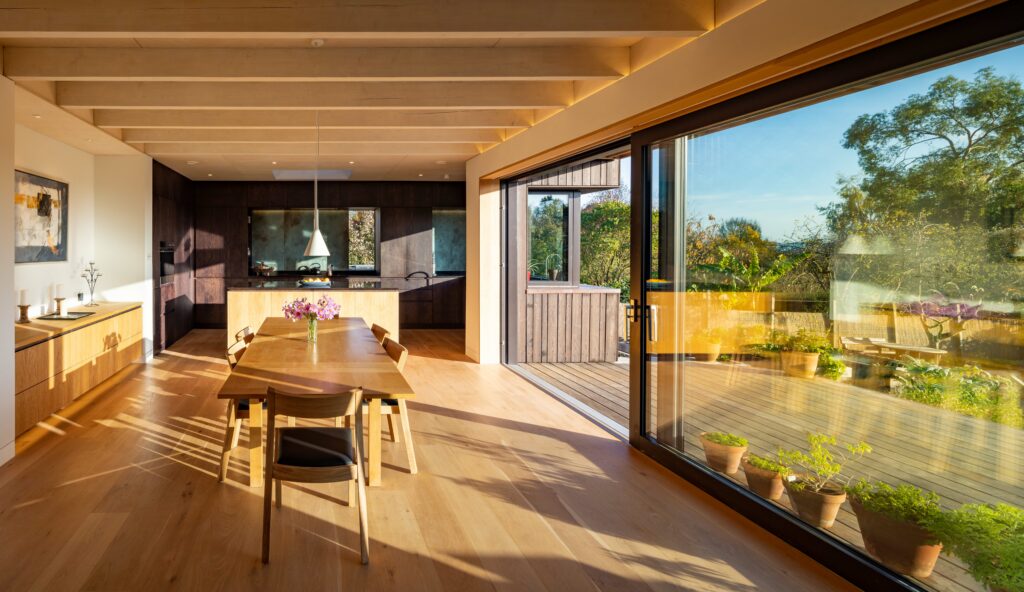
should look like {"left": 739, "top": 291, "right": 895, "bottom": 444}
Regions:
{"left": 0, "top": 0, "right": 723, "bottom": 181}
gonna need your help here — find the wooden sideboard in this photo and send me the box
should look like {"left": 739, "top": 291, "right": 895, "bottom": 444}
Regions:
{"left": 14, "top": 302, "right": 143, "bottom": 435}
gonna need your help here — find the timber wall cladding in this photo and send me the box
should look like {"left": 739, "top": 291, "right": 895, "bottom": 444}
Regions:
{"left": 14, "top": 306, "right": 143, "bottom": 435}
{"left": 523, "top": 290, "right": 620, "bottom": 363}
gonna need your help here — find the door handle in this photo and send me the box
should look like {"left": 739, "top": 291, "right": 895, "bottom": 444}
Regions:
{"left": 647, "top": 304, "right": 659, "bottom": 343}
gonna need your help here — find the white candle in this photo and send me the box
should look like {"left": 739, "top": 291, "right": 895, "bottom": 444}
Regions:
{"left": 18, "top": 289, "right": 27, "bottom": 306}
{"left": 55, "top": 284, "right": 63, "bottom": 298}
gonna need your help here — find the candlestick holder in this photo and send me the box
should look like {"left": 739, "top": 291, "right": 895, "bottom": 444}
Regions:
{"left": 81, "top": 261, "right": 102, "bottom": 307}
{"left": 17, "top": 305, "right": 30, "bottom": 324}
{"left": 54, "top": 297, "right": 66, "bottom": 316}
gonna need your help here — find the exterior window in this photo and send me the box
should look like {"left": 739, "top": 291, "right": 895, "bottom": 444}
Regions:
{"left": 528, "top": 191, "right": 571, "bottom": 282}
{"left": 347, "top": 208, "right": 377, "bottom": 271}
{"left": 642, "top": 41, "right": 1024, "bottom": 592}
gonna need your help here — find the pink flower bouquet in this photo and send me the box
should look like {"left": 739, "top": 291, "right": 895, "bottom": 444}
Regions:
{"left": 283, "top": 296, "right": 340, "bottom": 342}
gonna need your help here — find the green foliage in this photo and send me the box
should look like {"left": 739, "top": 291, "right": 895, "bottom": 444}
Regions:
{"left": 747, "top": 454, "right": 790, "bottom": 475}
{"left": 579, "top": 196, "right": 630, "bottom": 297}
{"left": 753, "top": 329, "right": 834, "bottom": 354}
{"left": 348, "top": 210, "right": 375, "bottom": 267}
{"left": 895, "top": 357, "right": 1023, "bottom": 427}
{"left": 818, "top": 352, "right": 846, "bottom": 381}
{"left": 702, "top": 431, "right": 748, "bottom": 447}
{"left": 691, "top": 247, "right": 809, "bottom": 292}
{"left": 846, "top": 479, "right": 941, "bottom": 527}
{"left": 528, "top": 195, "right": 568, "bottom": 280}
{"left": 777, "top": 433, "right": 872, "bottom": 493}
{"left": 929, "top": 503, "right": 1024, "bottom": 592}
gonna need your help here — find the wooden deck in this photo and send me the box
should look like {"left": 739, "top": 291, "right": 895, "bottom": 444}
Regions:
{"left": 521, "top": 361, "right": 1024, "bottom": 592}
{"left": 0, "top": 329, "right": 853, "bottom": 592}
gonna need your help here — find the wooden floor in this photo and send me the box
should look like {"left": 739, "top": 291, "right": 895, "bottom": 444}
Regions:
{"left": 522, "top": 360, "right": 1024, "bottom": 592}
{"left": 0, "top": 329, "right": 853, "bottom": 592}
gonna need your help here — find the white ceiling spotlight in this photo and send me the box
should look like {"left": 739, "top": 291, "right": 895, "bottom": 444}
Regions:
{"left": 186, "top": 160, "right": 199, "bottom": 166}
{"left": 310, "top": 38, "right": 325, "bottom": 48}
{"left": 304, "top": 111, "right": 330, "bottom": 258}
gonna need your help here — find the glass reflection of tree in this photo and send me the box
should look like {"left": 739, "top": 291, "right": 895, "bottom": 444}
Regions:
{"left": 529, "top": 196, "right": 568, "bottom": 281}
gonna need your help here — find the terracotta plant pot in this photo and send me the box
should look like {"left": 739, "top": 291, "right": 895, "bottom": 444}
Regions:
{"left": 742, "top": 459, "right": 785, "bottom": 501}
{"left": 692, "top": 343, "right": 722, "bottom": 362}
{"left": 699, "top": 433, "right": 747, "bottom": 475}
{"left": 781, "top": 351, "right": 819, "bottom": 378}
{"left": 785, "top": 480, "right": 846, "bottom": 528}
{"left": 850, "top": 498, "right": 943, "bottom": 578}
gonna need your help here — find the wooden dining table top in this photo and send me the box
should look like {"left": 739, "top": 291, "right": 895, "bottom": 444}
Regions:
{"left": 217, "top": 317, "right": 414, "bottom": 400}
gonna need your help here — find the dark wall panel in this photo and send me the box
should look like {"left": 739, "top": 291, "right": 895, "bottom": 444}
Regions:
{"left": 152, "top": 162, "right": 195, "bottom": 352}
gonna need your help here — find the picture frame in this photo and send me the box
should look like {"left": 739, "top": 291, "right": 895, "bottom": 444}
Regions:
{"left": 14, "top": 169, "right": 69, "bottom": 263}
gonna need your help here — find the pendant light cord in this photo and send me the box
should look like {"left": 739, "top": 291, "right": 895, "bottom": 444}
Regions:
{"left": 313, "top": 110, "right": 320, "bottom": 231}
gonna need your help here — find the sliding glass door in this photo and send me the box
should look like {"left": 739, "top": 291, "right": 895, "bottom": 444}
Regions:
{"left": 629, "top": 25, "right": 1023, "bottom": 592}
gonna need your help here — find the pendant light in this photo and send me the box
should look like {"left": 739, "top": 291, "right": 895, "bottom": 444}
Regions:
{"left": 304, "top": 111, "right": 330, "bottom": 257}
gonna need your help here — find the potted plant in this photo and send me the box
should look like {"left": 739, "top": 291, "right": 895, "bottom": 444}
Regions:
{"left": 693, "top": 327, "right": 725, "bottom": 362}
{"left": 930, "top": 503, "right": 1023, "bottom": 592}
{"left": 545, "top": 253, "right": 563, "bottom": 281}
{"left": 777, "top": 433, "right": 871, "bottom": 528}
{"left": 699, "top": 432, "right": 748, "bottom": 475}
{"left": 742, "top": 454, "right": 790, "bottom": 501}
{"left": 780, "top": 329, "right": 833, "bottom": 378}
{"left": 846, "top": 480, "right": 943, "bottom": 578}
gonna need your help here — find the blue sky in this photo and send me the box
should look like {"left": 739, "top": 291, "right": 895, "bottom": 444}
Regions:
{"left": 681, "top": 43, "right": 1024, "bottom": 241}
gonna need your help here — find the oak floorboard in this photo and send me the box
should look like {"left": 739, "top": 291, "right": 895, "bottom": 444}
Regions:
{"left": 0, "top": 329, "right": 853, "bottom": 592}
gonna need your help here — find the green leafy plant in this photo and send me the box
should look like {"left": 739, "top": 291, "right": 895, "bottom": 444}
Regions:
{"left": 819, "top": 352, "right": 846, "bottom": 381}
{"left": 747, "top": 454, "right": 790, "bottom": 475}
{"left": 691, "top": 247, "right": 810, "bottom": 292}
{"left": 777, "top": 433, "right": 872, "bottom": 493}
{"left": 703, "top": 432, "right": 748, "bottom": 447}
{"left": 895, "top": 357, "right": 1023, "bottom": 428}
{"left": 929, "top": 503, "right": 1024, "bottom": 592}
{"left": 846, "top": 479, "right": 941, "bottom": 527}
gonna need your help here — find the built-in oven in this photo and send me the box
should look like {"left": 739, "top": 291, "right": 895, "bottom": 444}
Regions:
{"left": 159, "top": 242, "right": 175, "bottom": 285}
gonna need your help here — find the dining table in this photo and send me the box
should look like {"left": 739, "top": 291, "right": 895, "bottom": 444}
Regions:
{"left": 217, "top": 316, "right": 415, "bottom": 487}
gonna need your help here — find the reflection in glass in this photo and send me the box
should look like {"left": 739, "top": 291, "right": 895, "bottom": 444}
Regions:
{"left": 528, "top": 192, "right": 570, "bottom": 282}
{"left": 645, "top": 45, "right": 1024, "bottom": 592}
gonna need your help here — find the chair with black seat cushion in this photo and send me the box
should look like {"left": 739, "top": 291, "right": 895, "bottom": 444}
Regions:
{"left": 370, "top": 323, "right": 390, "bottom": 346}
{"left": 262, "top": 387, "right": 369, "bottom": 565}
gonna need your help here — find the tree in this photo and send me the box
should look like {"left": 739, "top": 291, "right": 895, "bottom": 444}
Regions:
{"left": 839, "top": 67, "right": 1024, "bottom": 229}
{"left": 580, "top": 199, "right": 630, "bottom": 296}
{"left": 348, "top": 210, "right": 375, "bottom": 267}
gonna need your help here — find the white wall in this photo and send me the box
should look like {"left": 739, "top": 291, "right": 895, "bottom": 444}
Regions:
{"left": 95, "top": 156, "right": 154, "bottom": 359}
{"left": 13, "top": 125, "right": 96, "bottom": 316}
{"left": 0, "top": 75, "right": 16, "bottom": 465}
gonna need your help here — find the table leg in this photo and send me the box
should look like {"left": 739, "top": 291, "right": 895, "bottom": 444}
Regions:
{"left": 248, "top": 398, "right": 263, "bottom": 488}
{"left": 367, "top": 399, "right": 382, "bottom": 486}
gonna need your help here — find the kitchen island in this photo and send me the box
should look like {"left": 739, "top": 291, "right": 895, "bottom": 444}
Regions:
{"left": 226, "top": 282, "right": 400, "bottom": 346}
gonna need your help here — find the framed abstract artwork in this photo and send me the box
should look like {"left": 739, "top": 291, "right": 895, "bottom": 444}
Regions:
{"left": 14, "top": 170, "right": 69, "bottom": 263}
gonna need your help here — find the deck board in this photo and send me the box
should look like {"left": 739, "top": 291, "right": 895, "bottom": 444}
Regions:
{"left": 521, "top": 360, "right": 1023, "bottom": 592}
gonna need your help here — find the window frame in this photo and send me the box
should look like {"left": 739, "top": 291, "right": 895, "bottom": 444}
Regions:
{"left": 525, "top": 188, "right": 581, "bottom": 287}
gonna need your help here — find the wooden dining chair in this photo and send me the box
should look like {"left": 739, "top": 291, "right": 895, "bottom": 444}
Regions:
{"left": 235, "top": 326, "right": 256, "bottom": 345}
{"left": 375, "top": 337, "right": 418, "bottom": 473}
{"left": 220, "top": 338, "right": 256, "bottom": 482}
{"left": 263, "top": 387, "right": 369, "bottom": 565}
{"left": 370, "top": 323, "right": 390, "bottom": 345}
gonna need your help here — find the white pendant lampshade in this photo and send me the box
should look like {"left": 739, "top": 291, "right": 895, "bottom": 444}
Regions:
{"left": 304, "top": 111, "right": 330, "bottom": 258}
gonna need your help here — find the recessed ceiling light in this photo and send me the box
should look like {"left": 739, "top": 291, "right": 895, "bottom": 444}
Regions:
{"left": 418, "top": 173, "right": 424, "bottom": 177}
{"left": 186, "top": 160, "right": 199, "bottom": 166}
{"left": 311, "top": 38, "right": 325, "bottom": 48}
{"left": 207, "top": 173, "right": 213, "bottom": 177}
{"left": 31, "top": 114, "right": 41, "bottom": 119}
{"left": 271, "top": 161, "right": 277, "bottom": 165}
{"left": 436, "top": 160, "right": 447, "bottom": 165}
{"left": 348, "top": 161, "right": 355, "bottom": 165}
{"left": 444, "top": 174, "right": 450, "bottom": 180}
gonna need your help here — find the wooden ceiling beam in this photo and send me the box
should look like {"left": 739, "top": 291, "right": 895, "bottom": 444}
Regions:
{"left": 0, "top": 0, "right": 712, "bottom": 38}
{"left": 57, "top": 81, "right": 573, "bottom": 109}
{"left": 123, "top": 128, "right": 505, "bottom": 143}
{"left": 143, "top": 142, "right": 485, "bottom": 156}
{"left": 95, "top": 109, "right": 536, "bottom": 129}
{"left": 3, "top": 47, "right": 628, "bottom": 81}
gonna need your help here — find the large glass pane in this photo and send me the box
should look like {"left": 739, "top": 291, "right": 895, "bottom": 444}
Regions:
{"left": 348, "top": 208, "right": 376, "bottom": 271}
{"left": 644, "top": 44, "right": 1023, "bottom": 592}
{"left": 251, "top": 208, "right": 378, "bottom": 273}
{"left": 432, "top": 208, "right": 466, "bottom": 273}
{"left": 527, "top": 191, "right": 570, "bottom": 282}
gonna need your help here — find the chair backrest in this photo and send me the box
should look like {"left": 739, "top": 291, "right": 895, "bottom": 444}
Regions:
{"left": 266, "top": 387, "right": 363, "bottom": 421}
{"left": 382, "top": 337, "right": 408, "bottom": 372}
{"left": 235, "top": 326, "right": 256, "bottom": 344}
{"left": 226, "top": 339, "right": 248, "bottom": 369}
{"left": 370, "top": 324, "right": 390, "bottom": 345}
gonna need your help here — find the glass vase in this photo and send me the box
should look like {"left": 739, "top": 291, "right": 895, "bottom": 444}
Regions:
{"left": 307, "top": 317, "right": 318, "bottom": 343}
